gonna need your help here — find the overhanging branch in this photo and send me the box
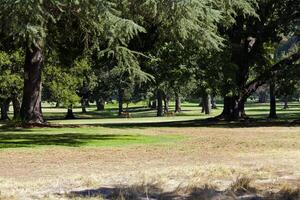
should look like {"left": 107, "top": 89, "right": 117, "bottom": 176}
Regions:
{"left": 242, "top": 53, "right": 300, "bottom": 99}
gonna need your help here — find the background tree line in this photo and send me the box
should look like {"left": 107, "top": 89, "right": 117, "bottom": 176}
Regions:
{"left": 0, "top": 0, "right": 299, "bottom": 124}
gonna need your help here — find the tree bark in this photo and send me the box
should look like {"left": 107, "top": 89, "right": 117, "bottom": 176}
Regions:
{"left": 118, "top": 88, "right": 124, "bottom": 116}
{"left": 1, "top": 99, "right": 10, "bottom": 120}
{"left": 96, "top": 99, "right": 105, "bottom": 111}
{"left": 157, "top": 90, "right": 164, "bottom": 117}
{"left": 20, "top": 45, "right": 44, "bottom": 124}
{"left": 269, "top": 81, "right": 277, "bottom": 119}
{"left": 65, "top": 106, "right": 76, "bottom": 119}
{"left": 202, "top": 93, "right": 212, "bottom": 115}
{"left": 175, "top": 93, "right": 181, "bottom": 113}
{"left": 218, "top": 96, "right": 247, "bottom": 121}
{"left": 12, "top": 97, "right": 21, "bottom": 119}
{"left": 163, "top": 95, "right": 169, "bottom": 113}
{"left": 55, "top": 102, "right": 60, "bottom": 108}
{"left": 81, "top": 98, "right": 87, "bottom": 113}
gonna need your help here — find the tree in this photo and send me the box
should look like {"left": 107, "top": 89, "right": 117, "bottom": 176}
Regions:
{"left": 43, "top": 59, "right": 81, "bottom": 119}
{"left": 0, "top": 50, "right": 24, "bottom": 120}
{"left": 215, "top": 0, "right": 300, "bottom": 121}
{"left": 0, "top": 0, "right": 140, "bottom": 124}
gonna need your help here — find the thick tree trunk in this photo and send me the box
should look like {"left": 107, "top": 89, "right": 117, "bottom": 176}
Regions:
{"left": 12, "top": 97, "right": 21, "bottom": 119}
{"left": 65, "top": 106, "right": 76, "bottom": 119}
{"left": 1, "top": 99, "right": 10, "bottom": 120}
{"left": 96, "top": 99, "right": 105, "bottom": 111}
{"left": 269, "top": 82, "right": 277, "bottom": 119}
{"left": 20, "top": 45, "right": 44, "bottom": 124}
{"left": 283, "top": 95, "right": 289, "bottom": 109}
{"left": 157, "top": 90, "right": 164, "bottom": 117}
{"left": 218, "top": 96, "right": 247, "bottom": 121}
{"left": 175, "top": 93, "right": 181, "bottom": 113}
{"left": 202, "top": 93, "right": 212, "bottom": 115}
{"left": 118, "top": 88, "right": 124, "bottom": 116}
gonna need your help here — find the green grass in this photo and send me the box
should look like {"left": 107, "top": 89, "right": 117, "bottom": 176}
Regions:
{"left": 0, "top": 127, "right": 184, "bottom": 149}
{"left": 45, "top": 101, "right": 300, "bottom": 125}
{"left": 0, "top": 101, "right": 299, "bottom": 150}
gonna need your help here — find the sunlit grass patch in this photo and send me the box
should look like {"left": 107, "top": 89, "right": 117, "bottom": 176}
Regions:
{"left": 0, "top": 127, "right": 185, "bottom": 149}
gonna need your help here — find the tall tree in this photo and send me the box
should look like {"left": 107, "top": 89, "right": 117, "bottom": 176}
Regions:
{"left": 0, "top": 0, "right": 146, "bottom": 123}
{"left": 215, "top": 0, "right": 300, "bottom": 120}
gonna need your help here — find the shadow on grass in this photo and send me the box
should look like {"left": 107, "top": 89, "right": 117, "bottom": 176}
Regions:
{"left": 0, "top": 133, "right": 136, "bottom": 148}
{"left": 43, "top": 107, "right": 155, "bottom": 120}
{"left": 97, "top": 118, "right": 300, "bottom": 129}
{"left": 67, "top": 183, "right": 300, "bottom": 200}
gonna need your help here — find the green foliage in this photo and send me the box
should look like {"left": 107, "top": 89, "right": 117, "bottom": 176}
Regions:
{"left": 43, "top": 64, "right": 80, "bottom": 108}
{"left": 0, "top": 50, "right": 24, "bottom": 101}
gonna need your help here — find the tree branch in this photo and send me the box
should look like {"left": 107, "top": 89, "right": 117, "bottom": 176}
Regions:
{"left": 242, "top": 53, "right": 300, "bottom": 99}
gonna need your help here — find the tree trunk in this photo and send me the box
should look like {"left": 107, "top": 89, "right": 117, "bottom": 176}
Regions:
{"left": 12, "top": 97, "right": 21, "bottom": 119}
{"left": 175, "top": 93, "right": 181, "bottom": 113}
{"left": 269, "top": 82, "right": 277, "bottom": 119}
{"left": 202, "top": 93, "right": 212, "bottom": 115}
{"left": 55, "top": 102, "right": 60, "bottom": 108}
{"left": 1, "top": 99, "right": 10, "bottom": 120}
{"left": 65, "top": 105, "right": 76, "bottom": 119}
{"left": 20, "top": 45, "right": 44, "bottom": 124}
{"left": 96, "top": 99, "right": 105, "bottom": 111}
{"left": 283, "top": 95, "right": 289, "bottom": 109}
{"left": 163, "top": 95, "right": 169, "bottom": 113}
{"left": 81, "top": 98, "right": 87, "bottom": 113}
{"left": 218, "top": 96, "right": 247, "bottom": 121}
{"left": 157, "top": 90, "right": 164, "bottom": 117}
{"left": 118, "top": 88, "right": 124, "bottom": 116}
{"left": 201, "top": 99, "right": 205, "bottom": 113}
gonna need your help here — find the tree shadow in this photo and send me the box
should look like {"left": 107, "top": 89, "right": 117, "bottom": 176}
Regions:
{"left": 66, "top": 183, "right": 300, "bottom": 200}
{"left": 98, "top": 118, "right": 300, "bottom": 129}
{"left": 67, "top": 184, "right": 179, "bottom": 200}
{"left": 0, "top": 133, "right": 136, "bottom": 149}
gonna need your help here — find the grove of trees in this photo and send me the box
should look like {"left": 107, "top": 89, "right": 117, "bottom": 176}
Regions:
{"left": 0, "top": 0, "right": 299, "bottom": 124}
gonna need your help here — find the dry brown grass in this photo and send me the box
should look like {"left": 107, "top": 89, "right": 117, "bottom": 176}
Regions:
{"left": 0, "top": 127, "right": 299, "bottom": 199}
{"left": 65, "top": 177, "right": 300, "bottom": 200}
{"left": 229, "top": 176, "right": 254, "bottom": 193}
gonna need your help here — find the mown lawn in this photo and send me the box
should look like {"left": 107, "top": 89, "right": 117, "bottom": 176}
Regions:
{"left": 0, "top": 127, "right": 184, "bottom": 149}
{"left": 0, "top": 101, "right": 299, "bottom": 150}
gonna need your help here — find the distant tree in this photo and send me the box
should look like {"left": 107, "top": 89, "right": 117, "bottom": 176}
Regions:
{"left": 43, "top": 63, "right": 81, "bottom": 119}
{"left": 0, "top": 50, "right": 24, "bottom": 120}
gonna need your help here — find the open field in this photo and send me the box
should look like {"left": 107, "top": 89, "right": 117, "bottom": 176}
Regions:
{"left": 0, "top": 102, "right": 300, "bottom": 199}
